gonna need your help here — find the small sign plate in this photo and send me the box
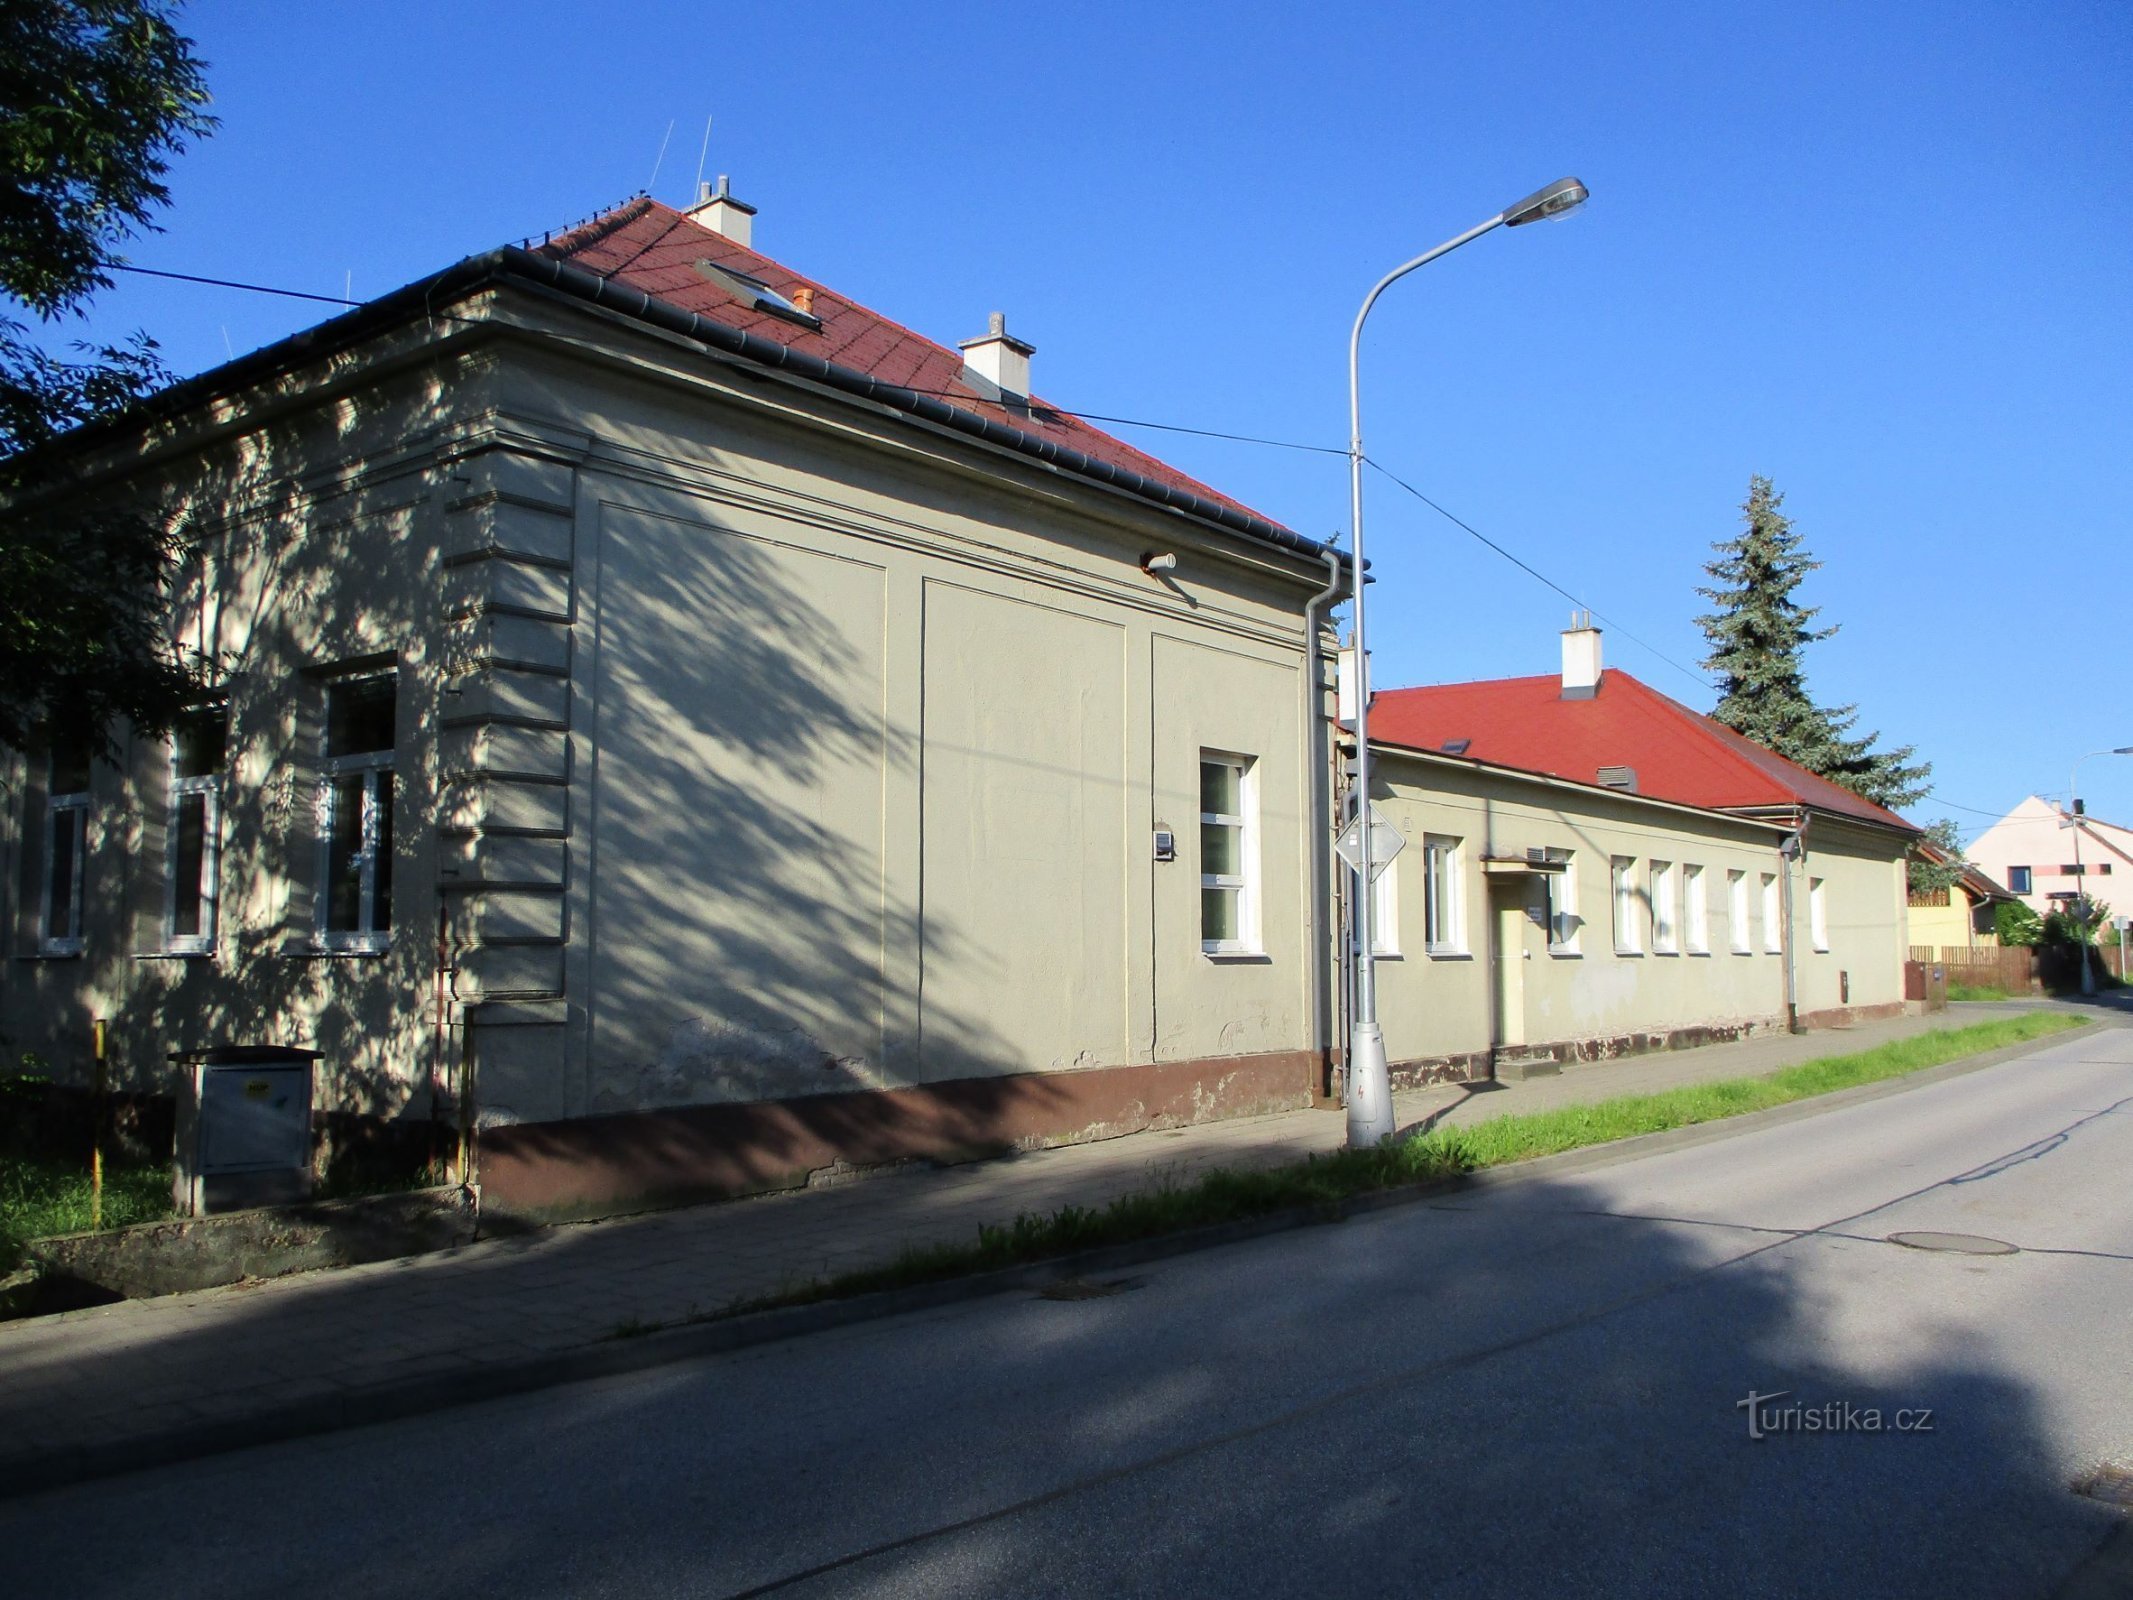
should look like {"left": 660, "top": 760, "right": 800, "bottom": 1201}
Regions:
{"left": 1334, "top": 804, "right": 1404, "bottom": 881}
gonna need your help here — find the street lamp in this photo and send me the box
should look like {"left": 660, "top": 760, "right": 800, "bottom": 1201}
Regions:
{"left": 1343, "top": 176, "right": 1590, "bottom": 1149}
{"left": 2067, "top": 746, "right": 2133, "bottom": 995}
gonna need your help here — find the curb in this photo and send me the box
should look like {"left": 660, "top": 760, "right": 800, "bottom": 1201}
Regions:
{"left": 0, "top": 1016, "right": 2103, "bottom": 1502}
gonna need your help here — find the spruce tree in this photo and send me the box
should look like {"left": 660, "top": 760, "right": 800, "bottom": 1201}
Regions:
{"left": 1696, "top": 477, "right": 1929, "bottom": 813}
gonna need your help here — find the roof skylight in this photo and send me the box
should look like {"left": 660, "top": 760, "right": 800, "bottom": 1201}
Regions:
{"left": 692, "top": 259, "right": 822, "bottom": 330}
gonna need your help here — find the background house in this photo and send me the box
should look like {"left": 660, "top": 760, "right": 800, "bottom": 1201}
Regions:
{"left": 1905, "top": 844, "right": 2017, "bottom": 953}
{"left": 4, "top": 188, "right": 1349, "bottom": 1217}
{"left": 1355, "top": 621, "right": 1917, "bottom": 1078}
{"left": 1965, "top": 796, "right": 2130, "bottom": 920}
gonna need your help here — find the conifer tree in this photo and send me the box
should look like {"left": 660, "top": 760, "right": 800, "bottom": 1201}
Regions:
{"left": 1696, "top": 477, "right": 1929, "bottom": 813}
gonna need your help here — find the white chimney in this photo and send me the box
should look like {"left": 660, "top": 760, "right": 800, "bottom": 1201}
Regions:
{"left": 1561, "top": 611, "right": 1603, "bottom": 699}
{"left": 958, "top": 311, "right": 1034, "bottom": 399}
{"left": 684, "top": 174, "right": 757, "bottom": 247}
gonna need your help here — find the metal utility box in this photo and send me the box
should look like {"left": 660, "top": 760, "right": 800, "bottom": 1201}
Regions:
{"left": 170, "top": 1046, "right": 323, "bottom": 1215}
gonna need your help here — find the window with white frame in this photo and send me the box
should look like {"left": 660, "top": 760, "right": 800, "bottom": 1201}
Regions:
{"left": 1684, "top": 864, "right": 1709, "bottom": 954}
{"left": 318, "top": 672, "right": 397, "bottom": 950}
{"left": 1651, "top": 860, "right": 1678, "bottom": 953}
{"left": 1809, "top": 876, "right": 1828, "bottom": 952}
{"left": 2006, "top": 865, "right": 2032, "bottom": 895}
{"left": 1761, "top": 872, "right": 1782, "bottom": 954}
{"left": 39, "top": 737, "right": 91, "bottom": 955}
{"left": 1199, "top": 753, "right": 1258, "bottom": 954}
{"left": 1611, "top": 855, "right": 1641, "bottom": 954}
{"left": 1543, "top": 849, "right": 1579, "bottom": 953}
{"left": 1422, "top": 834, "right": 1465, "bottom": 954}
{"left": 1373, "top": 843, "right": 1402, "bottom": 957}
{"left": 1728, "top": 868, "right": 1751, "bottom": 953}
{"left": 165, "top": 707, "right": 226, "bottom": 952}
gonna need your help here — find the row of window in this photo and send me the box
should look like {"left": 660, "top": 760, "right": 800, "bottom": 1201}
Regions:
{"left": 33, "top": 673, "right": 398, "bottom": 958}
{"left": 2003, "top": 864, "right": 2111, "bottom": 895}
{"left": 1611, "top": 857, "right": 1828, "bottom": 956}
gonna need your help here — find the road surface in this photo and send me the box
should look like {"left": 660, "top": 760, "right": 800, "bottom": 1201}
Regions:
{"left": 7, "top": 1020, "right": 2130, "bottom": 1598}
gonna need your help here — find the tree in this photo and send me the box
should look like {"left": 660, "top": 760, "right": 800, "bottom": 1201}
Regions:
{"left": 1696, "top": 476, "right": 1930, "bottom": 813}
{"left": 1994, "top": 899, "right": 2041, "bottom": 947}
{"left": 1906, "top": 817, "right": 1967, "bottom": 897}
{"left": 0, "top": 0, "right": 215, "bottom": 752}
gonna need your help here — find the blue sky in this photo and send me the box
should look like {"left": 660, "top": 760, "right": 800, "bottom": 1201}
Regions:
{"left": 58, "top": 0, "right": 2133, "bottom": 839}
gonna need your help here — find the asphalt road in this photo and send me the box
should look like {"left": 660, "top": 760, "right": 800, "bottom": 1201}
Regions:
{"left": 8, "top": 1022, "right": 2131, "bottom": 1599}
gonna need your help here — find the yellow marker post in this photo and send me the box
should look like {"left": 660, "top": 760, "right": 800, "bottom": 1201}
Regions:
{"left": 91, "top": 1019, "right": 107, "bottom": 1230}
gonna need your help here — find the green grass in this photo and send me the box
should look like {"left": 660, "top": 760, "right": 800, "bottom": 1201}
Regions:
{"left": 720, "top": 1010, "right": 2085, "bottom": 1321}
{"left": 0, "top": 1154, "right": 174, "bottom": 1273}
{"left": 1947, "top": 983, "right": 2012, "bottom": 1002}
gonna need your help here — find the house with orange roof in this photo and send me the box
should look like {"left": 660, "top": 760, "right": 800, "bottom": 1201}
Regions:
{"left": 1346, "top": 618, "right": 1919, "bottom": 1082}
{"left": 2, "top": 181, "right": 1352, "bottom": 1216}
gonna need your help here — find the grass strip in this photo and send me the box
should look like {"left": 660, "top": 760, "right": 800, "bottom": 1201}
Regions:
{"left": 0, "top": 1156, "right": 173, "bottom": 1274}
{"left": 703, "top": 1010, "right": 2084, "bottom": 1325}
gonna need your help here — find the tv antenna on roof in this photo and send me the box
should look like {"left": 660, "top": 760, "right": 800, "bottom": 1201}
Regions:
{"left": 693, "top": 116, "right": 714, "bottom": 203}
{"left": 648, "top": 118, "right": 676, "bottom": 193}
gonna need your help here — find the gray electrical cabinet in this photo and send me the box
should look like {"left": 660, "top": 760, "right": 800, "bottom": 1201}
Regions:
{"left": 171, "top": 1046, "right": 323, "bottom": 1215}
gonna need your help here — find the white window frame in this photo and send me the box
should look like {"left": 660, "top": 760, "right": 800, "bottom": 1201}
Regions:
{"left": 1373, "top": 845, "right": 1402, "bottom": 958}
{"left": 1199, "top": 752, "right": 1259, "bottom": 956}
{"left": 1651, "top": 859, "right": 1679, "bottom": 954}
{"left": 163, "top": 708, "right": 225, "bottom": 955}
{"left": 1611, "top": 855, "right": 1641, "bottom": 954}
{"left": 1422, "top": 834, "right": 1466, "bottom": 955}
{"left": 1761, "top": 872, "right": 1782, "bottom": 954}
{"left": 1544, "top": 849, "right": 1579, "bottom": 954}
{"left": 2006, "top": 865, "right": 2031, "bottom": 895}
{"left": 1684, "top": 864, "right": 1709, "bottom": 955}
{"left": 1728, "top": 869, "right": 1751, "bottom": 954}
{"left": 39, "top": 754, "right": 89, "bottom": 957}
{"left": 316, "top": 673, "right": 397, "bottom": 953}
{"left": 1810, "top": 876, "right": 1829, "bottom": 952}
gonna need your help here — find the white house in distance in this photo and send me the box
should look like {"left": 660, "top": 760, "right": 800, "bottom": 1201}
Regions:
{"left": 2, "top": 183, "right": 1923, "bottom": 1219}
{"left": 1966, "top": 796, "right": 2131, "bottom": 919}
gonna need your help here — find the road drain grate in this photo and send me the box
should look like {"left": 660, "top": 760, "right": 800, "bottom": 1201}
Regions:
{"left": 1037, "top": 1278, "right": 1137, "bottom": 1301}
{"left": 1886, "top": 1231, "right": 2020, "bottom": 1256}
{"left": 2074, "top": 1463, "right": 2133, "bottom": 1511}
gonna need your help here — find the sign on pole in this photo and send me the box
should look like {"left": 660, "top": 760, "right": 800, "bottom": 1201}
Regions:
{"left": 1334, "top": 804, "right": 1405, "bottom": 881}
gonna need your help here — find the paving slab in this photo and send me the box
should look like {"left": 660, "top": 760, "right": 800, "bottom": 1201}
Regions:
{"left": 0, "top": 998, "right": 2115, "bottom": 1497}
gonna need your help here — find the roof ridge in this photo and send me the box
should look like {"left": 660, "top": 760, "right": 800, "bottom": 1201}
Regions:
{"left": 540, "top": 194, "right": 659, "bottom": 257}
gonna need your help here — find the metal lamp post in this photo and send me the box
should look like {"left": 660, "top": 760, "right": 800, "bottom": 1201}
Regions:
{"left": 1343, "top": 176, "right": 1590, "bottom": 1149}
{"left": 2067, "top": 746, "right": 2133, "bottom": 995}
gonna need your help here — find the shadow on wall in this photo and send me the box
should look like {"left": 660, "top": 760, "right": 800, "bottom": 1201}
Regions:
{"left": 1, "top": 1160, "right": 2114, "bottom": 1594}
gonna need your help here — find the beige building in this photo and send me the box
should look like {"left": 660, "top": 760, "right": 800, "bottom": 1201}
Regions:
{"left": 1964, "top": 795, "right": 2130, "bottom": 920}
{"left": 1359, "top": 623, "right": 1918, "bottom": 1076}
{"left": 4, "top": 190, "right": 1349, "bottom": 1215}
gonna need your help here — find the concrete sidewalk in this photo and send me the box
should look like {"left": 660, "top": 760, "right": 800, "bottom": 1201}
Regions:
{"left": 0, "top": 1000, "right": 2111, "bottom": 1496}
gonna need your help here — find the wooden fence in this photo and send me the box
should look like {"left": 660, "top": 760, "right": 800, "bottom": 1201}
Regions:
{"left": 1907, "top": 941, "right": 2129, "bottom": 990}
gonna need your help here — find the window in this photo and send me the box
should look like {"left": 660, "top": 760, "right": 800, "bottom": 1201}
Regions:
{"left": 1423, "top": 834, "right": 1465, "bottom": 954}
{"left": 165, "top": 707, "right": 226, "bottom": 952}
{"left": 1809, "top": 876, "right": 1828, "bottom": 952}
{"left": 2058, "top": 863, "right": 2085, "bottom": 877}
{"left": 2100, "top": 863, "right": 2114, "bottom": 876}
{"left": 39, "top": 738, "right": 91, "bottom": 955}
{"left": 1543, "top": 849, "right": 1579, "bottom": 953}
{"left": 1684, "top": 864, "right": 1709, "bottom": 954}
{"left": 318, "top": 673, "right": 397, "bottom": 950}
{"left": 1373, "top": 845, "right": 1402, "bottom": 957}
{"left": 1651, "top": 860, "right": 1678, "bottom": 953}
{"left": 1611, "top": 856, "right": 1641, "bottom": 954}
{"left": 2006, "top": 866, "right": 2032, "bottom": 894}
{"left": 1728, "top": 869, "right": 1751, "bottom": 954}
{"left": 1761, "top": 872, "right": 1782, "bottom": 954}
{"left": 1199, "top": 754, "right": 1257, "bottom": 954}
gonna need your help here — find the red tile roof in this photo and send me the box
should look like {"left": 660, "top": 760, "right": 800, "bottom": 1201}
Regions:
{"left": 1370, "top": 668, "right": 1917, "bottom": 832}
{"left": 533, "top": 197, "right": 1281, "bottom": 531}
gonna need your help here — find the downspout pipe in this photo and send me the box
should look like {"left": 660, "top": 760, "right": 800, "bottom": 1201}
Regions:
{"left": 1301, "top": 547, "right": 1347, "bottom": 1099}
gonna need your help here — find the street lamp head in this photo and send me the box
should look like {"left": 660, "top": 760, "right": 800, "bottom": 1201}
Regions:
{"left": 1502, "top": 176, "right": 1590, "bottom": 227}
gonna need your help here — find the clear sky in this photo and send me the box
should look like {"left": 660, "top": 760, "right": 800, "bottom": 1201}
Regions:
{"left": 59, "top": 0, "right": 2133, "bottom": 841}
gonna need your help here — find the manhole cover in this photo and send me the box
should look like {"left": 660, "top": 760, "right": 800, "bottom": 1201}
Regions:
{"left": 1887, "top": 1231, "right": 2019, "bottom": 1256}
{"left": 1037, "top": 1278, "right": 1131, "bottom": 1301}
{"left": 2074, "top": 1462, "right": 2133, "bottom": 1511}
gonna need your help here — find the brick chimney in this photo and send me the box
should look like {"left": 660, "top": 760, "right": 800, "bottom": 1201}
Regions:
{"left": 1561, "top": 611, "right": 1603, "bottom": 699}
{"left": 958, "top": 312, "right": 1034, "bottom": 399}
{"left": 684, "top": 174, "right": 757, "bottom": 247}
